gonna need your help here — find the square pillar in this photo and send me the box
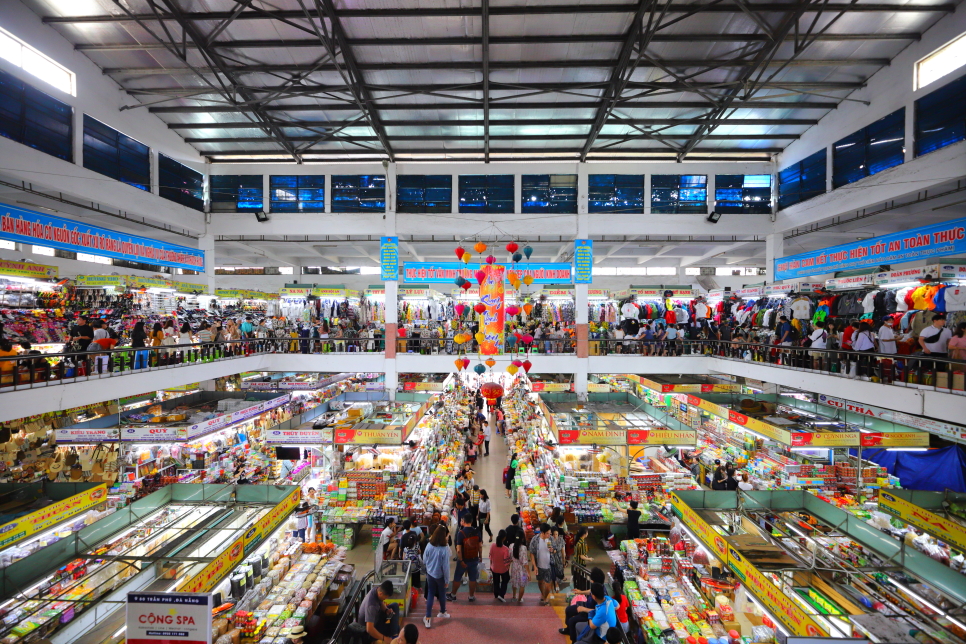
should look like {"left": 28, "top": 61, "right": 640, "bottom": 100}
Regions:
{"left": 199, "top": 232, "right": 216, "bottom": 294}
{"left": 765, "top": 233, "right": 784, "bottom": 283}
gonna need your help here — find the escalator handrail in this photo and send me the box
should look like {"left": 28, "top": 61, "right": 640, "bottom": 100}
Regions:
{"left": 325, "top": 569, "right": 377, "bottom": 644}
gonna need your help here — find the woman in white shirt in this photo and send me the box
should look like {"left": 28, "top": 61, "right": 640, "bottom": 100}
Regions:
{"left": 807, "top": 320, "right": 828, "bottom": 360}
{"left": 852, "top": 321, "right": 878, "bottom": 379}
{"left": 737, "top": 472, "right": 754, "bottom": 491}
{"left": 877, "top": 318, "right": 897, "bottom": 354}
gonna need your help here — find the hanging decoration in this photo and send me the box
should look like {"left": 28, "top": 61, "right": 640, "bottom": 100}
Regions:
{"left": 475, "top": 270, "right": 487, "bottom": 285}
{"left": 485, "top": 358, "right": 496, "bottom": 368}
{"left": 473, "top": 363, "right": 486, "bottom": 375}
{"left": 454, "top": 246, "right": 465, "bottom": 260}
{"left": 455, "top": 359, "right": 465, "bottom": 371}
{"left": 506, "top": 242, "right": 519, "bottom": 254}
{"left": 480, "top": 381, "right": 504, "bottom": 406}
{"left": 474, "top": 241, "right": 488, "bottom": 254}
{"left": 462, "top": 252, "right": 473, "bottom": 264}
{"left": 523, "top": 245, "right": 533, "bottom": 259}
{"left": 474, "top": 303, "right": 486, "bottom": 314}
{"left": 454, "top": 303, "right": 466, "bottom": 316}
{"left": 486, "top": 255, "right": 496, "bottom": 265}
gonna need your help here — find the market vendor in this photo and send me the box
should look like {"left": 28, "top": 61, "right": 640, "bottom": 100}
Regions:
{"left": 359, "top": 580, "right": 400, "bottom": 644}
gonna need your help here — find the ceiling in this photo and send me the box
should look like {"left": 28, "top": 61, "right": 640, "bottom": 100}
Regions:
{"left": 24, "top": 0, "right": 955, "bottom": 163}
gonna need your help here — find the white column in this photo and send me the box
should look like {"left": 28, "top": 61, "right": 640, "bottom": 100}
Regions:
{"left": 706, "top": 173, "right": 715, "bottom": 214}
{"left": 904, "top": 103, "right": 915, "bottom": 162}
{"left": 575, "top": 370, "right": 589, "bottom": 402}
{"left": 385, "top": 161, "right": 396, "bottom": 212}
{"left": 765, "top": 233, "right": 784, "bottom": 283}
{"left": 825, "top": 145, "right": 834, "bottom": 193}
{"left": 325, "top": 174, "right": 332, "bottom": 213}
{"left": 452, "top": 174, "right": 459, "bottom": 213}
{"left": 384, "top": 362, "right": 398, "bottom": 400}
{"left": 199, "top": 232, "right": 216, "bottom": 294}
{"left": 385, "top": 281, "right": 398, "bottom": 324}
{"left": 73, "top": 110, "right": 84, "bottom": 169}
{"left": 150, "top": 150, "right": 160, "bottom": 196}
{"left": 384, "top": 281, "right": 398, "bottom": 400}
{"left": 514, "top": 171, "right": 522, "bottom": 214}
{"left": 577, "top": 162, "right": 588, "bottom": 215}
{"left": 576, "top": 284, "right": 588, "bottom": 324}
{"left": 262, "top": 173, "right": 271, "bottom": 215}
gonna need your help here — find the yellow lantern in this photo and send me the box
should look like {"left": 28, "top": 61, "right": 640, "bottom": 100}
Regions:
{"left": 475, "top": 332, "right": 485, "bottom": 344}
{"left": 462, "top": 253, "right": 473, "bottom": 264}
{"left": 507, "top": 364, "right": 519, "bottom": 375}
{"left": 523, "top": 275, "right": 534, "bottom": 285}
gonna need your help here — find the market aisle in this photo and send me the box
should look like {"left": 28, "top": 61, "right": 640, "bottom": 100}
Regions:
{"left": 477, "top": 418, "right": 514, "bottom": 539}
{"left": 404, "top": 599, "right": 563, "bottom": 644}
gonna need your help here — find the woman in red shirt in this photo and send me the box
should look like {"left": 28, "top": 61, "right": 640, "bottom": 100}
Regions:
{"left": 612, "top": 580, "right": 630, "bottom": 632}
{"left": 489, "top": 530, "right": 511, "bottom": 602}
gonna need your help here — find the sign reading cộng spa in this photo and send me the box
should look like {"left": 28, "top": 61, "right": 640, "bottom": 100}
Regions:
{"left": 126, "top": 592, "right": 213, "bottom": 644}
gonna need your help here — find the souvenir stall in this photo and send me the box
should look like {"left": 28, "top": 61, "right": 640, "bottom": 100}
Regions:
{"left": 587, "top": 289, "right": 619, "bottom": 326}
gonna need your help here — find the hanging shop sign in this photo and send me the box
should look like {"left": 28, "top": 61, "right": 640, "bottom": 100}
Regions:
{"left": 558, "top": 428, "right": 625, "bottom": 445}
{"left": 587, "top": 289, "right": 609, "bottom": 297}
{"left": 381, "top": 236, "right": 399, "bottom": 281}
{"left": 129, "top": 277, "right": 174, "bottom": 290}
{"left": 312, "top": 287, "right": 346, "bottom": 297}
{"left": 687, "top": 395, "right": 791, "bottom": 444}
{"left": 775, "top": 216, "right": 966, "bottom": 281}
{"left": 764, "top": 282, "right": 824, "bottom": 296}
{"left": 184, "top": 394, "right": 291, "bottom": 440}
{"left": 574, "top": 239, "right": 593, "bottom": 284}
{"left": 178, "top": 536, "right": 245, "bottom": 593}
{"left": 0, "top": 484, "right": 108, "bottom": 549}
{"left": 402, "top": 382, "right": 445, "bottom": 391}
{"left": 166, "top": 383, "right": 201, "bottom": 393}
{"left": 215, "top": 289, "right": 244, "bottom": 298}
{"left": 873, "top": 263, "right": 966, "bottom": 285}
{"left": 122, "top": 425, "right": 188, "bottom": 442}
{"left": 790, "top": 430, "right": 928, "bottom": 448}
{"left": 611, "top": 289, "right": 631, "bottom": 299}
{"left": 402, "top": 262, "right": 573, "bottom": 284}
{"left": 726, "top": 546, "right": 828, "bottom": 637}
{"left": 587, "top": 383, "right": 612, "bottom": 392}
{"left": 825, "top": 274, "right": 876, "bottom": 290}
{"left": 630, "top": 286, "right": 663, "bottom": 297}
{"left": 243, "top": 488, "right": 300, "bottom": 554}
{"left": 0, "top": 202, "right": 205, "bottom": 270}
{"left": 170, "top": 279, "right": 206, "bottom": 293}
{"left": 531, "top": 382, "right": 572, "bottom": 392}
{"left": 54, "top": 427, "right": 121, "bottom": 444}
{"left": 859, "top": 432, "right": 930, "bottom": 447}
{"left": 878, "top": 492, "right": 966, "bottom": 553}
{"left": 790, "top": 432, "right": 861, "bottom": 447}
{"left": 480, "top": 264, "right": 506, "bottom": 344}
{"left": 664, "top": 286, "right": 696, "bottom": 297}
{"left": 627, "top": 429, "right": 696, "bottom": 445}
{"left": 126, "top": 592, "right": 213, "bottom": 644}
{"left": 816, "top": 394, "right": 966, "bottom": 442}
{"left": 0, "top": 258, "right": 58, "bottom": 279}
{"left": 633, "top": 375, "right": 740, "bottom": 394}
{"left": 334, "top": 426, "right": 404, "bottom": 444}
{"left": 670, "top": 492, "right": 729, "bottom": 561}
{"left": 399, "top": 286, "right": 434, "bottom": 297}
{"left": 265, "top": 428, "right": 323, "bottom": 444}
{"left": 73, "top": 275, "right": 127, "bottom": 287}
{"left": 735, "top": 286, "right": 764, "bottom": 298}
{"left": 279, "top": 287, "right": 312, "bottom": 297}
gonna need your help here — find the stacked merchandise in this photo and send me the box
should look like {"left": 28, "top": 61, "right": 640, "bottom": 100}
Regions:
{"left": 327, "top": 524, "right": 357, "bottom": 549}
{"left": 588, "top": 301, "right": 619, "bottom": 325}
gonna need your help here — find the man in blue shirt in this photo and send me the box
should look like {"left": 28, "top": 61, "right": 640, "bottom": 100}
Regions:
{"left": 240, "top": 316, "right": 254, "bottom": 338}
{"left": 577, "top": 583, "right": 617, "bottom": 644}
{"left": 778, "top": 315, "right": 794, "bottom": 346}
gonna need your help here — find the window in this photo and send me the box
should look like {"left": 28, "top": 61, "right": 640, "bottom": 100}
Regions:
{"left": 521, "top": 174, "right": 577, "bottom": 213}
{"left": 397, "top": 175, "right": 452, "bottom": 213}
{"left": 592, "top": 267, "right": 617, "bottom": 275}
{"left": 176, "top": 268, "right": 199, "bottom": 275}
{"left": 0, "top": 240, "right": 15, "bottom": 250}
{"left": 714, "top": 175, "right": 772, "bottom": 214}
{"left": 916, "top": 32, "right": 966, "bottom": 90}
{"left": 77, "top": 252, "right": 111, "bottom": 265}
{"left": 279, "top": 266, "right": 294, "bottom": 275}
{"left": 458, "top": 175, "right": 514, "bottom": 214}
{"left": 0, "top": 69, "right": 72, "bottom": 162}
{"left": 832, "top": 108, "right": 905, "bottom": 189}
{"left": 158, "top": 153, "right": 204, "bottom": 211}
{"left": 588, "top": 174, "right": 644, "bottom": 213}
{"left": 82, "top": 115, "right": 150, "bottom": 191}
{"left": 0, "top": 26, "right": 74, "bottom": 95}
{"left": 716, "top": 266, "right": 761, "bottom": 276}
{"left": 651, "top": 175, "right": 708, "bottom": 213}
{"left": 114, "top": 258, "right": 166, "bottom": 273}
{"left": 331, "top": 175, "right": 386, "bottom": 213}
{"left": 915, "top": 75, "right": 966, "bottom": 157}
{"left": 270, "top": 175, "right": 325, "bottom": 213}
{"left": 32, "top": 245, "right": 54, "bottom": 256}
{"left": 778, "top": 148, "right": 827, "bottom": 210}
{"left": 210, "top": 175, "right": 263, "bottom": 212}
{"left": 685, "top": 267, "right": 700, "bottom": 275}
{"left": 645, "top": 266, "right": 677, "bottom": 276}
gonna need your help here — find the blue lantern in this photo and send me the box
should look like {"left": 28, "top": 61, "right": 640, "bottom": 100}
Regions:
{"left": 505, "top": 334, "right": 517, "bottom": 347}
{"left": 523, "top": 245, "right": 533, "bottom": 259}
{"left": 453, "top": 277, "right": 463, "bottom": 286}
{"left": 473, "top": 363, "right": 486, "bottom": 375}
{"left": 512, "top": 252, "right": 523, "bottom": 263}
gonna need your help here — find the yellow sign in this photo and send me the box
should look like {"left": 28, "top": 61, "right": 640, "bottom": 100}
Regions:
{"left": 686, "top": 395, "right": 791, "bottom": 445}
{"left": 74, "top": 275, "right": 126, "bottom": 287}
{"left": 871, "top": 432, "right": 931, "bottom": 447}
{"left": 0, "top": 485, "right": 108, "bottom": 549}
{"left": 216, "top": 289, "right": 244, "bottom": 298}
{"left": 726, "top": 545, "right": 828, "bottom": 637}
{"left": 559, "top": 428, "right": 625, "bottom": 445}
{"left": 178, "top": 535, "right": 246, "bottom": 593}
{"left": 628, "top": 429, "right": 697, "bottom": 445}
{"left": 312, "top": 287, "right": 345, "bottom": 297}
{"left": 879, "top": 493, "right": 966, "bottom": 553}
{"left": 165, "top": 382, "right": 201, "bottom": 393}
{"left": 170, "top": 279, "right": 206, "bottom": 293}
{"left": 0, "top": 259, "right": 57, "bottom": 279}
{"left": 128, "top": 277, "right": 172, "bottom": 289}
{"left": 587, "top": 383, "right": 612, "bottom": 392}
{"left": 243, "top": 488, "right": 301, "bottom": 554}
{"left": 670, "top": 492, "right": 729, "bottom": 562}
{"left": 636, "top": 376, "right": 740, "bottom": 394}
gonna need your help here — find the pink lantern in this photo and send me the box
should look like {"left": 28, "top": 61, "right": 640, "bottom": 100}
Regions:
{"left": 522, "top": 334, "right": 534, "bottom": 345}
{"left": 506, "top": 305, "right": 520, "bottom": 316}
{"left": 475, "top": 270, "right": 486, "bottom": 285}
{"left": 512, "top": 360, "right": 523, "bottom": 367}
{"left": 454, "top": 303, "right": 465, "bottom": 316}
{"left": 485, "top": 255, "right": 496, "bottom": 264}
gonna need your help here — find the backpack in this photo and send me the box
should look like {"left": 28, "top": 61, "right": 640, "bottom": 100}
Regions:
{"left": 459, "top": 528, "right": 482, "bottom": 560}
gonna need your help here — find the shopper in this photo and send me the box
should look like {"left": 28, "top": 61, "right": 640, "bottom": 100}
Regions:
{"left": 550, "top": 526, "right": 567, "bottom": 595}
{"left": 612, "top": 581, "right": 631, "bottom": 633}
{"left": 489, "top": 530, "right": 511, "bottom": 602}
{"left": 375, "top": 518, "right": 398, "bottom": 573}
{"left": 711, "top": 465, "right": 727, "bottom": 490}
{"left": 481, "top": 422, "right": 491, "bottom": 456}
{"left": 130, "top": 321, "right": 149, "bottom": 370}
{"left": 572, "top": 526, "right": 591, "bottom": 571}
{"left": 561, "top": 567, "right": 606, "bottom": 640}
{"left": 401, "top": 531, "right": 423, "bottom": 591}
{"left": 626, "top": 500, "right": 641, "bottom": 540}
{"left": 422, "top": 526, "right": 451, "bottom": 629}
{"left": 920, "top": 313, "right": 952, "bottom": 362}
{"left": 877, "top": 318, "right": 897, "bottom": 354}
{"left": 777, "top": 315, "right": 794, "bottom": 346}
{"left": 841, "top": 320, "right": 859, "bottom": 351}
{"left": 950, "top": 323, "right": 966, "bottom": 362}
{"left": 478, "top": 489, "right": 493, "bottom": 540}
{"left": 293, "top": 503, "right": 311, "bottom": 541}
{"left": 505, "top": 513, "right": 523, "bottom": 545}
{"left": 576, "top": 583, "right": 618, "bottom": 644}
{"left": 359, "top": 580, "right": 399, "bottom": 644}
{"left": 509, "top": 533, "right": 530, "bottom": 604}
{"left": 448, "top": 513, "right": 482, "bottom": 602}
{"left": 738, "top": 472, "right": 755, "bottom": 491}
{"left": 505, "top": 453, "right": 518, "bottom": 499}
{"left": 806, "top": 320, "right": 828, "bottom": 358}
{"left": 724, "top": 464, "right": 740, "bottom": 491}
{"left": 178, "top": 322, "right": 193, "bottom": 347}
{"left": 529, "top": 523, "right": 554, "bottom": 605}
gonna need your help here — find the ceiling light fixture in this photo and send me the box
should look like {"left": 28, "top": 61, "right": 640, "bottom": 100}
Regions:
{"left": 255, "top": 211, "right": 270, "bottom": 223}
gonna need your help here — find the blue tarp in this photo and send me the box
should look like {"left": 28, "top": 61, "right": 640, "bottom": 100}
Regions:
{"left": 850, "top": 445, "right": 966, "bottom": 492}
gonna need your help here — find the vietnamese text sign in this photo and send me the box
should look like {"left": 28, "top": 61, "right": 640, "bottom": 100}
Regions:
{"left": 860, "top": 432, "right": 930, "bottom": 447}
{"left": 574, "top": 239, "right": 593, "bottom": 284}
{"left": 627, "top": 429, "right": 697, "bottom": 445}
{"left": 879, "top": 492, "right": 966, "bottom": 553}
{"left": 54, "top": 427, "right": 121, "bottom": 443}
{"left": 670, "top": 492, "right": 729, "bottom": 562}
{"left": 0, "top": 202, "right": 205, "bottom": 270}
{"left": 0, "top": 259, "right": 57, "bottom": 279}
{"left": 122, "top": 425, "right": 189, "bottom": 442}
{"left": 265, "top": 429, "right": 323, "bottom": 444}
{"left": 558, "top": 428, "right": 625, "bottom": 445}
{"left": 185, "top": 394, "right": 291, "bottom": 440}
{"left": 381, "top": 236, "right": 399, "bottom": 281}
{"left": 790, "top": 432, "right": 861, "bottom": 448}
{"left": 177, "top": 538, "right": 245, "bottom": 593}
{"left": 244, "top": 488, "right": 300, "bottom": 554}
{"left": 126, "top": 592, "right": 213, "bottom": 644}
{"left": 636, "top": 376, "right": 740, "bottom": 394}
{"left": 817, "top": 394, "right": 965, "bottom": 443}
{"left": 531, "top": 382, "right": 572, "bottom": 392}
{"left": 335, "top": 426, "right": 404, "bottom": 444}
{"left": 686, "top": 395, "right": 791, "bottom": 444}
{"left": 403, "top": 262, "right": 573, "bottom": 284}
{"left": 0, "top": 485, "right": 108, "bottom": 549}
{"left": 774, "top": 216, "right": 966, "bottom": 280}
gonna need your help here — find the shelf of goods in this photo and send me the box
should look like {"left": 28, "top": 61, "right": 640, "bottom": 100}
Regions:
{"left": 668, "top": 490, "right": 966, "bottom": 644}
{"left": 0, "top": 484, "right": 298, "bottom": 644}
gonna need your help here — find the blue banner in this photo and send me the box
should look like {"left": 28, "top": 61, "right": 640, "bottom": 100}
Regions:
{"left": 0, "top": 202, "right": 205, "bottom": 270}
{"left": 774, "top": 216, "right": 966, "bottom": 281}
{"left": 574, "top": 239, "right": 593, "bottom": 284}
{"left": 402, "top": 262, "right": 573, "bottom": 284}
{"left": 380, "top": 236, "right": 399, "bottom": 281}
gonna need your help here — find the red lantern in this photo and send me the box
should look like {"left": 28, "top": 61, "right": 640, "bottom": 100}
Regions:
{"left": 522, "top": 360, "right": 532, "bottom": 373}
{"left": 506, "top": 242, "right": 519, "bottom": 254}
{"left": 480, "top": 382, "right": 504, "bottom": 406}
{"left": 475, "top": 270, "right": 487, "bottom": 285}
{"left": 461, "top": 281, "right": 472, "bottom": 291}
{"left": 462, "top": 357, "right": 471, "bottom": 369}
{"left": 455, "top": 247, "right": 465, "bottom": 259}
{"left": 474, "top": 303, "right": 486, "bottom": 314}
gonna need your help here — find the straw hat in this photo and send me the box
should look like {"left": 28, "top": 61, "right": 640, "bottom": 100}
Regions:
{"left": 289, "top": 625, "right": 306, "bottom": 638}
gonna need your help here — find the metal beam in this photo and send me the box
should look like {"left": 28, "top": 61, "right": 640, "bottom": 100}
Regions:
{"left": 97, "top": 58, "right": 891, "bottom": 70}
{"left": 205, "top": 146, "right": 783, "bottom": 157}
{"left": 482, "top": 0, "right": 490, "bottom": 163}
{"left": 211, "top": 155, "right": 774, "bottom": 162}
{"left": 44, "top": 4, "right": 953, "bottom": 23}
{"left": 184, "top": 133, "right": 800, "bottom": 143}
{"left": 169, "top": 117, "right": 819, "bottom": 129}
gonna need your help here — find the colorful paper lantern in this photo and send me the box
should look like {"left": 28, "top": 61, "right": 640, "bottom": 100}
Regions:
{"left": 485, "top": 255, "right": 496, "bottom": 264}
{"left": 506, "top": 242, "right": 519, "bottom": 253}
{"left": 463, "top": 253, "right": 473, "bottom": 264}
{"left": 453, "top": 277, "right": 463, "bottom": 286}
{"left": 473, "top": 363, "right": 486, "bottom": 375}
{"left": 474, "top": 303, "right": 486, "bottom": 314}
{"left": 455, "top": 359, "right": 464, "bottom": 371}
{"left": 507, "top": 364, "right": 519, "bottom": 375}
{"left": 475, "top": 270, "right": 486, "bottom": 285}
{"left": 505, "top": 334, "right": 517, "bottom": 347}
{"left": 521, "top": 334, "right": 534, "bottom": 345}
{"left": 512, "top": 252, "right": 523, "bottom": 263}
{"left": 474, "top": 241, "right": 487, "bottom": 254}
{"left": 523, "top": 303, "right": 534, "bottom": 315}
{"left": 474, "top": 331, "right": 485, "bottom": 344}
{"left": 485, "top": 358, "right": 496, "bottom": 368}
{"left": 523, "top": 275, "right": 534, "bottom": 285}
{"left": 506, "top": 305, "right": 520, "bottom": 316}
{"left": 481, "top": 381, "right": 504, "bottom": 404}
{"left": 522, "top": 360, "right": 532, "bottom": 373}
{"left": 463, "top": 357, "right": 471, "bottom": 369}
{"left": 523, "top": 245, "right": 533, "bottom": 259}
{"left": 455, "top": 247, "right": 465, "bottom": 259}
{"left": 461, "top": 281, "right": 472, "bottom": 291}
{"left": 454, "top": 303, "right": 466, "bottom": 316}
{"left": 512, "top": 360, "right": 523, "bottom": 367}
